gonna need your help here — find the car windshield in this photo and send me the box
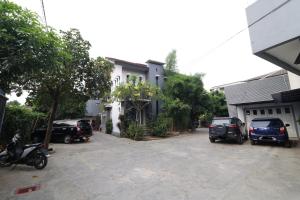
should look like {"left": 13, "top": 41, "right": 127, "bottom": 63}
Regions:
{"left": 252, "top": 120, "right": 283, "bottom": 128}
{"left": 212, "top": 119, "right": 231, "bottom": 126}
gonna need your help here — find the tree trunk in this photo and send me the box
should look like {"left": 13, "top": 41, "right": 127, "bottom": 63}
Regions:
{"left": 44, "top": 98, "right": 59, "bottom": 149}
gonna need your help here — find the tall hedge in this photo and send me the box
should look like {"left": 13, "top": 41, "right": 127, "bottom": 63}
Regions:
{"left": 0, "top": 103, "right": 46, "bottom": 144}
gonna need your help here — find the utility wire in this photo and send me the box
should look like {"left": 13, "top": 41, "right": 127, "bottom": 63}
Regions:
{"left": 191, "top": 0, "right": 291, "bottom": 64}
{"left": 40, "top": 0, "right": 48, "bottom": 30}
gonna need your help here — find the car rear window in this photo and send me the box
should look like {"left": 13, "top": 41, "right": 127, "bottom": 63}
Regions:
{"left": 212, "top": 119, "right": 231, "bottom": 126}
{"left": 251, "top": 120, "right": 283, "bottom": 128}
{"left": 78, "top": 120, "right": 91, "bottom": 127}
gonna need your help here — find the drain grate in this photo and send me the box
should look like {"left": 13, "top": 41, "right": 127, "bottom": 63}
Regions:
{"left": 15, "top": 184, "right": 41, "bottom": 195}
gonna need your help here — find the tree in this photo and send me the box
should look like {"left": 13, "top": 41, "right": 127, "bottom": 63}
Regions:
{"left": 165, "top": 49, "right": 178, "bottom": 73}
{"left": 22, "top": 29, "right": 113, "bottom": 148}
{"left": 163, "top": 73, "right": 210, "bottom": 130}
{"left": 112, "top": 76, "right": 160, "bottom": 124}
{"left": 0, "top": 0, "right": 60, "bottom": 93}
{"left": 210, "top": 90, "right": 228, "bottom": 117}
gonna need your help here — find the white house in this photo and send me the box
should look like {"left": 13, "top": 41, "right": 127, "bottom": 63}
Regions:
{"left": 102, "top": 57, "right": 165, "bottom": 135}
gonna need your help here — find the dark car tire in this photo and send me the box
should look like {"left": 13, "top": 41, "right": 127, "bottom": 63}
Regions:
{"left": 250, "top": 140, "right": 255, "bottom": 145}
{"left": 34, "top": 153, "right": 47, "bottom": 170}
{"left": 244, "top": 134, "right": 248, "bottom": 140}
{"left": 79, "top": 138, "right": 85, "bottom": 142}
{"left": 237, "top": 135, "right": 243, "bottom": 144}
{"left": 64, "top": 135, "right": 72, "bottom": 144}
{"left": 284, "top": 140, "right": 292, "bottom": 148}
{"left": 209, "top": 138, "right": 215, "bottom": 143}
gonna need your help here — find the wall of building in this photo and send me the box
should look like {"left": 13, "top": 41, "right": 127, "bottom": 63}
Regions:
{"left": 246, "top": 0, "right": 300, "bottom": 53}
{"left": 288, "top": 72, "right": 300, "bottom": 90}
{"left": 85, "top": 100, "right": 101, "bottom": 117}
{"left": 147, "top": 63, "right": 164, "bottom": 118}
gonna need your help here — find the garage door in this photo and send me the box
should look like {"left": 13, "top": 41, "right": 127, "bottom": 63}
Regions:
{"left": 245, "top": 106, "right": 298, "bottom": 138}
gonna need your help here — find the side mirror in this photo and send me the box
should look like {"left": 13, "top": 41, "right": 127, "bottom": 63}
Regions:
{"left": 285, "top": 124, "right": 290, "bottom": 127}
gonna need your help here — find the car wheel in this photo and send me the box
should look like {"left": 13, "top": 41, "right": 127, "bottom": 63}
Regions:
{"left": 79, "top": 138, "right": 85, "bottom": 142}
{"left": 284, "top": 140, "right": 292, "bottom": 148}
{"left": 244, "top": 134, "right": 248, "bottom": 140}
{"left": 209, "top": 138, "right": 215, "bottom": 143}
{"left": 64, "top": 135, "right": 72, "bottom": 144}
{"left": 237, "top": 135, "right": 243, "bottom": 144}
{"left": 250, "top": 140, "right": 255, "bottom": 145}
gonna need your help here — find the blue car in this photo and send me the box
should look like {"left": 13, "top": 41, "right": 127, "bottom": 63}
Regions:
{"left": 249, "top": 118, "right": 291, "bottom": 147}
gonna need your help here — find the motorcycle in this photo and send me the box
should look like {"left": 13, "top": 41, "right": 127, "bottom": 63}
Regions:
{"left": 0, "top": 133, "right": 48, "bottom": 170}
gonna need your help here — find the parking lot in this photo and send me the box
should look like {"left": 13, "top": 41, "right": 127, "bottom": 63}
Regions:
{"left": 1, "top": 129, "right": 300, "bottom": 200}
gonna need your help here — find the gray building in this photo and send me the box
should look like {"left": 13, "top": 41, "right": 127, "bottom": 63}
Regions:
{"left": 224, "top": 70, "right": 300, "bottom": 139}
{"left": 0, "top": 89, "right": 8, "bottom": 136}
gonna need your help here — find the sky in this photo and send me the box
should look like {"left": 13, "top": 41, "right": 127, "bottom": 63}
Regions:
{"left": 9, "top": 0, "right": 280, "bottom": 103}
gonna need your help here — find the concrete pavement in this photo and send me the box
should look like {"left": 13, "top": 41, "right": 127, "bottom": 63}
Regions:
{"left": 1, "top": 129, "right": 300, "bottom": 200}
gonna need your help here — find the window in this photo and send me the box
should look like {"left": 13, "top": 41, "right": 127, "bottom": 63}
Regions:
{"left": 126, "top": 74, "right": 130, "bottom": 82}
{"left": 245, "top": 110, "right": 250, "bottom": 115}
{"left": 268, "top": 109, "right": 273, "bottom": 115}
{"left": 276, "top": 108, "right": 281, "bottom": 114}
{"left": 260, "top": 109, "right": 265, "bottom": 115}
{"left": 285, "top": 107, "right": 290, "bottom": 114}
{"left": 253, "top": 110, "right": 257, "bottom": 115}
{"left": 156, "top": 68, "right": 157, "bottom": 72}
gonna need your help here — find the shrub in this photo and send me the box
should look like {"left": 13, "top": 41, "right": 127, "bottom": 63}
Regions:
{"left": 118, "top": 114, "right": 130, "bottom": 137}
{"left": 151, "top": 115, "right": 172, "bottom": 137}
{"left": 1, "top": 104, "right": 46, "bottom": 145}
{"left": 105, "top": 119, "right": 113, "bottom": 134}
{"left": 127, "top": 123, "right": 144, "bottom": 141}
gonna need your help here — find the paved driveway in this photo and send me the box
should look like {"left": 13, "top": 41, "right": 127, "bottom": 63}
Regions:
{"left": 1, "top": 129, "right": 300, "bottom": 200}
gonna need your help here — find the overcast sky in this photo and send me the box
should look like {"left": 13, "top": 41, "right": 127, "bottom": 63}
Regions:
{"left": 10, "top": 0, "right": 280, "bottom": 103}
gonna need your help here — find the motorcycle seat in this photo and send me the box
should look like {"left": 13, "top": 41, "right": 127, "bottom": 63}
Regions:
{"left": 24, "top": 143, "right": 42, "bottom": 149}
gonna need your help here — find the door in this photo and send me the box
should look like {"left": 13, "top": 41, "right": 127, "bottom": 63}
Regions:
{"left": 245, "top": 106, "right": 298, "bottom": 138}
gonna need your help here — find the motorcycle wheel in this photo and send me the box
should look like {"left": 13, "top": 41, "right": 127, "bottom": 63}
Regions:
{"left": 33, "top": 153, "right": 47, "bottom": 170}
{"left": 0, "top": 155, "right": 12, "bottom": 167}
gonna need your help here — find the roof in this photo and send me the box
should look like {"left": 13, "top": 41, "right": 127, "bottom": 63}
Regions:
{"left": 146, "top": 60, "right": 165, "bottom": 66}
{"left": 106, "top": 57, "right": 147, "bottom": 68}
{"left": 211, "top": 69, "right": 287, "bottom": 90}
{"left": 244, "top": 69, "right": 287, "bottom": 82}
{"left": 224, "top": 70, "right": 290, "bottom": 105}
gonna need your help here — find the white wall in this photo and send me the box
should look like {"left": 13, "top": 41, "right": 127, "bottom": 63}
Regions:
{"left": 288, "top": 72, "right": 300, "bottom": 90}
{"left": 110, "top": 64, "right": 122, "bottom": 134}
{"left": 247, "top": 0, "right": 300, "bottom": 53}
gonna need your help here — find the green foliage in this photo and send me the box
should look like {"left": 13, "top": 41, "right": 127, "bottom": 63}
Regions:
{"left": 105, "top": 119, "right": 113, "bottom": 134}
{"left": 0, "top": 0, "right": 62, "bottom": 93}
{"left": 118, "top": 114, "right": 130, "bottom": 137}
{"left": 127, "top": 123, "right": 144, "bottom": 141}
{"left": 112, "top": 75, "right": 160, "bottom": 124}
{"left": 209, "top": 90, "right": 228, "bottom": 117}
{"left": 165, "top": 49, "right": 178, "bottom": 73}
{"left": 163, "top": 73, "right": 210, "bottom": 130}
{"left": 1, "top": 103, "right": 46, "bottom": 144}
{"left": 150, "top": 115, "right": 172, "bottom": 137}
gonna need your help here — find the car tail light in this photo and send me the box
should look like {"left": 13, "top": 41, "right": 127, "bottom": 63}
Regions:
{"left": 208, "top": 124, "right": 215, "bottom": 128}
{"left": 228, "top": 124, "right": 237, "bottom": 128}
{"left": 249, "top": 127, "right": 254, "bottom": 135}
{"left": 279, "top": 127, "right": 285, "bottom": 135}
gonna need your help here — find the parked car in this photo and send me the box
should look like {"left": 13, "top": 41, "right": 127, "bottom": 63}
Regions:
{"left": 209, "top": 117, "right": 248, "bottom": 144}
{"left": 32, "top": 119, "right": 93, "bottom": 144}
{"left": 249, "top": 117, "right": 290, "bottom": 147}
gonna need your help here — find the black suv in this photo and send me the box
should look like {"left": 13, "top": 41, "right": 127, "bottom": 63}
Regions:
{"left": 32, "top": 119, "right": 93, "bottom": 144}
{"left": 209, "top": 117, "right": 248, "bottom": 144}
